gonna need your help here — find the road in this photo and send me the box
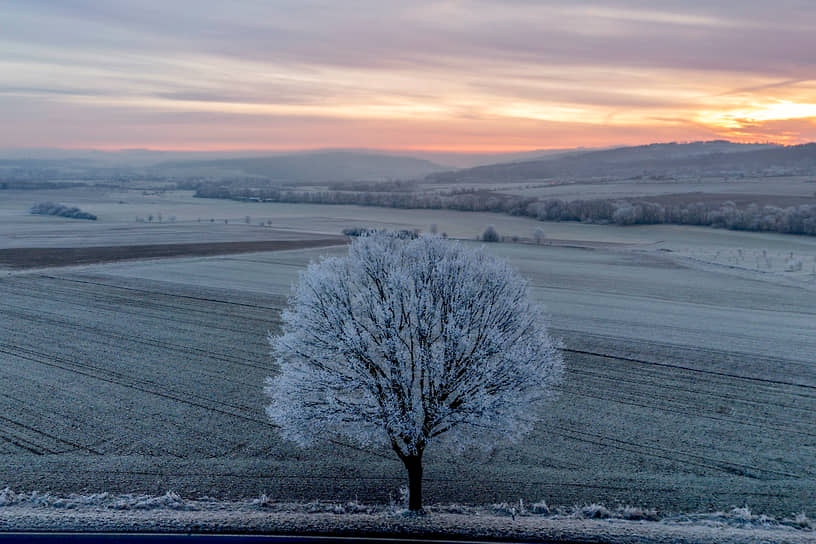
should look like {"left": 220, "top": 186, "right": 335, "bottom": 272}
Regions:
{"left": 0, "top": 534, "right": 581, "bottom": 544}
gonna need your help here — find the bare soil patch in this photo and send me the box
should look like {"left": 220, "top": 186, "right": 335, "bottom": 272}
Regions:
{"left": 0, "top": 238, "right": 347, "bottom": 269}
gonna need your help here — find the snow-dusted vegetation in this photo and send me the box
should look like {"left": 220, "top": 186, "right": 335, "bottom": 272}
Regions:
{"left": 668, "top": 247, "right": 816, "bottom": 283}
{"left": 266, "top": 233, "right": 563, "bottom": 510}
{"left": 196, "top": 178, "right": 816, "bottom": 234}
{"left": 0, "top": 489, "right": 813, "bottom": 543}
{"left": 30, "top": 201, "right": 97, "bottom": 220}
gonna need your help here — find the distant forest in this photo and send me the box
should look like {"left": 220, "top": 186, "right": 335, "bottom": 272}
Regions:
{"left": 195, "top": 185, "right": 816, "bottom": 236}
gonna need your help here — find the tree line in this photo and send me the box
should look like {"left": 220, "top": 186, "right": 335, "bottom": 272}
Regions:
{"left": 195, "top": 185, "right": 816, "bottom": 236}
{"left": 30, "top": 202, "right": 97, "bottom": 220}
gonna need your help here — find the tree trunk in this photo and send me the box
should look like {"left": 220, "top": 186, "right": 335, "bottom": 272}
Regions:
{"left": 401, "top": 453, "right": 423, "bottom": 512}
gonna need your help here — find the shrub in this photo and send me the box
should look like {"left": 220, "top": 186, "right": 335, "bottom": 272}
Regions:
{"left": 574, "top": 503, "right": 612, "bottom": 519}
{"left": 793, "top": 512, "right": 813, "bottom": 529}
{"left": 481, "top": 225, "right": 500, "bottom": 242}
{"left": 531, "top": 500, "right": 550, "bottom": 514}
{"left": 342, "top": 227, "right": 374, "bottom": 237}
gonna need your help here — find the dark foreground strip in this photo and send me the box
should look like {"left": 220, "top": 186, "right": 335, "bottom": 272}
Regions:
{"left": 0, "top": 238, "right": 347, "bottom": 269}
{"left": 0, "top": 535, "right": 575, "bottom": 544}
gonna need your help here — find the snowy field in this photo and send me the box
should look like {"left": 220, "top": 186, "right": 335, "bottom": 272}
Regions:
{"left": 492, "top": 175, "right": 816, "bottom": 201}
{"left": 0, "top": 190, "right": 815, "bottom": 528}
{"left": 8, "top": 187, "right": 816, "bottom": 252}
{"left": 0, "top": 187, "right": 712, "bottom": 246}
{"left": 1, "top": 244, "right": 814, "bottom": 517}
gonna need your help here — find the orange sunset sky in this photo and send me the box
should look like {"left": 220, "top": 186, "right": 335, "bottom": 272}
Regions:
{"left": 2, "top": 0, "right": 816, "bottom": 152}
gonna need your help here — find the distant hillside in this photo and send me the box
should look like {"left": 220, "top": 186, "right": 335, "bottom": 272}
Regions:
{"left": 426, "top": 141, "right": 797, "bottom": 183}
{"left": 0, "top": 146, "right": 595, "bottom": 170}
{"left": 156, "top": 151, "right": 448, "bottom": 183}
{"left": 402, "top": 147, "right": 595, "bottom": 168}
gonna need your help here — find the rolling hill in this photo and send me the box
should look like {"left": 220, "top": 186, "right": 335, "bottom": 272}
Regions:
{"left": 155, "top": 151, "right": 448, "bottom": 183}
{"left": 425, "top": 141, "right": 811, "bottom": 184}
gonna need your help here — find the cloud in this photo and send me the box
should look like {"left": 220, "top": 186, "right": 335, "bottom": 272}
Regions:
{"left": 0, "top": 86, "right": 105, "bottom": 97}
{"left": 1, "top": 1, "right": 815, "bottom": 149}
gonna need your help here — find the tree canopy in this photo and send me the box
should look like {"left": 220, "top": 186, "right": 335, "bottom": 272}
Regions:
{"left": 265, "top": 232, "right": 563, "bottom": 510}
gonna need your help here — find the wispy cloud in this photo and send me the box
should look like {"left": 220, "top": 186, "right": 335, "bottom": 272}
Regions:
{"left": 1, "top": 0, "right": 815, "bottom": 150}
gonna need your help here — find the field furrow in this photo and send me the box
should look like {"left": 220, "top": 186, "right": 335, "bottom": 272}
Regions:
{"left": 1, "top": 239, "right": 813, "bottom": 515}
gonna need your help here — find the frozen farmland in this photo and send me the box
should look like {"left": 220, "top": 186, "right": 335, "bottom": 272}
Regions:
{"left": 1, "top": 231, "right": 814, "bottom": 516}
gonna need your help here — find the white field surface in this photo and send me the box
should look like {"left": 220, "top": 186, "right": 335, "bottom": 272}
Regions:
{"left": 0, "top": 189, "right": 338, "bottom": 248}
{"left": 9, "top": 187, "right": 816, "bottom": 250}
{"left": 68, "top": 240, "right": 815, "bottom": 365}
{"left": 466, "top": 175, "right": 816, "bottom": 201}
{"left": 0, "top": 186, "right": 745, "bottom": 248}
{"left": 0, "top": 190, "right": 815, "bottom": 529}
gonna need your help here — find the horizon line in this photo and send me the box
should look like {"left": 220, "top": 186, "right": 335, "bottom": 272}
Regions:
{"left": 0, "top": 139, "right": 795, "bottom": 155}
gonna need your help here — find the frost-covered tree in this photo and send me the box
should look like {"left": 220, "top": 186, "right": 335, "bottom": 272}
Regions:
{"left": 265, "top": 232, "right": 563, "bottom": 511}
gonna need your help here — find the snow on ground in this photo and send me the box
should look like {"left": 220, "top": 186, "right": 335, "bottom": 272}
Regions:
{"left": 0, "top": 491, "right": 812, "bottom": 544}
{"left": 2, "top": 195, "right": 815, "bottom": 523}
{"left": 1, "top": 241, "right": 814, "bottom": 514}
{"left": 655, "top": 246, "right": 816, "bottom": 290}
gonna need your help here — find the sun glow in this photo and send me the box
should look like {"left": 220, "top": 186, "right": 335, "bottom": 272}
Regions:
{"left": 702, "top": 101, "right": 816, "bottom": 128}
{"left": 3, "top": 2, "right": 816, "bottom": 150}
{"left": 693, "top": 100, "right": 816, "bottom": 142}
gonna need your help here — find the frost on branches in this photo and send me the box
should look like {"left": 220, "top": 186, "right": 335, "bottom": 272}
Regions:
{"left": 265, "top": 232, "right": 563, "bottom": 511}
